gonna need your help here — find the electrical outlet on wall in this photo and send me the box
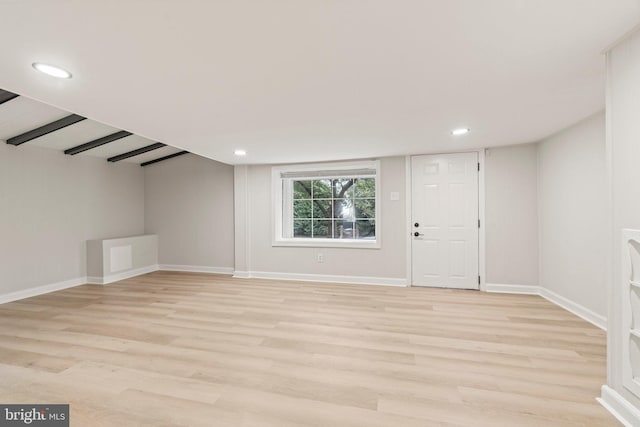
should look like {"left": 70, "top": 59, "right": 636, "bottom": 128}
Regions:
{"left": 316, "top": 253, "right": 324, "bottom": 263}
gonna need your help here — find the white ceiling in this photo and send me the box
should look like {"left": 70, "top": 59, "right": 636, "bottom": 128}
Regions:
{"left": 0, "top": 1, "right": 638, "bottom": 165}
{"left": 0, "top": 95, "right": 184, "bottom": 164}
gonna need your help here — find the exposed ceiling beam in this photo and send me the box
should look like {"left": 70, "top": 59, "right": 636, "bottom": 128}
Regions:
{"left": 107, "top": 142, "right": 166, "bottom": 162}
{"left": 6, "top": 114, "right": 86, "bottom": 146}
{"left": 0, "top": 89, "right": 19, "bottom": 105}
{"left": 140, "top": 150, "right": 189, "bottom": 167}
{"left": 64, "top": 130, "right": 132, "bottom": 155}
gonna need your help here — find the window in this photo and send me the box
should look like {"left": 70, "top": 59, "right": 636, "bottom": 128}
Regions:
{"left": 273, "top": 161, "right": 380, "bottom": 248}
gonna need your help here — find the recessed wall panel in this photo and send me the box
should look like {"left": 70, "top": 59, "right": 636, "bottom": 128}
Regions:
{"left": 422, "top": 240, "right": 440, "bottom": 277}
{"left": 448, "top": 161, "right": 465, "bottom": 174}
{"left": 423, "top": 184, "right": 440, "bottom": 227}
{"left": 448, "top": 183, "right": 465, "bottom": 228}
{"left": 449, "top": 240, "right": 467, "bottom": 278}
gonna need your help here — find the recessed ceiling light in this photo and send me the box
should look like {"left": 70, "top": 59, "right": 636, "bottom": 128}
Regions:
{"left": 32, "top": 62, "right": 72, "bottom": 79}
{"left": 451, "top": 128, "right": 470, "bottom": 136}
{"left": 234, "top": 149, "right": 247, "bottom": 156}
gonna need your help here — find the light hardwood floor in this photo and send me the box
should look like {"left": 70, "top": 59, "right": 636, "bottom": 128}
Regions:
{"left": 0, "top": 272, "right": 619, "bottom": 426}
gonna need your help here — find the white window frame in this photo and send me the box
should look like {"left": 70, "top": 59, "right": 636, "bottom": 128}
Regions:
{"left": 272, "top": 160, "right": 381, "bottom": 249}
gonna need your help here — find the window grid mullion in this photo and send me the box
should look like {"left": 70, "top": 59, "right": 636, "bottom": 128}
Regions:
{"left": 287, "top": 175, "right": 376, "bottom": 241}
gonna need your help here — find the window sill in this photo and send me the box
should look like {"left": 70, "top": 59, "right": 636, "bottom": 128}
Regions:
{"left": 272, "top": 239, "right": 380, "bottom": 249}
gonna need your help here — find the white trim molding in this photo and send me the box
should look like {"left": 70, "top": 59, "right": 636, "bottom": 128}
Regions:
{"left": 87, "top": 264, "right": 159, "bottom": 285}
{"left": 406, "top": 150, "right": 486, "bottom": 289}
{"left": 0, "top": 276, "right": 86, "bottom": 304}
{"left": 486, "top": 283, "right": 606, "bottom": 331}
{"left": 598, "top": 385, "right": 640, "bottom": 427}
{"left": 485, "top": 283, "right": 539, "bottom": 295}
{"left": 232, "top": 271, "right": 251, "bottom": 279}
{"left": 1, "top": 264, "right": 234, "bottom": 303}
{"left": 539, "top": 286, "right": 607, "bottom": 331}
{"left": 159, "top": 264, "right": 234, "bottom": 275}
{"left": 233, "top": 270, "right": 407, "bottom": 287}
{"left": 478, "top": 149, "right": 487, "bottom": 292}
{"left": 271, "top": 160, "right": 381, "bottom": 249}
{"left": 404, "top": 156, "right": 413, "bottom": 286}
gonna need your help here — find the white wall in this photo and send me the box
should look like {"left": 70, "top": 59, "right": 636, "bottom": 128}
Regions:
{"left": 0, "top": 143, "right": 144, "bottom": 296}
{"left": 144, "top": 153, "right": 234, "bottom": 271}
{"left": 234, "top": 157, "right": 407, "bottom": 283}
{"left": 537, "top": 112, "right": 607, "bottom": 318}
{"left": 235, "top": 152, "right": 545, "bottom": 286}
{"left": 604, "top": 26, "right": 640, "bottom": 420}
{"left": 484, "top": 144, "right": 538, "bottom": 286}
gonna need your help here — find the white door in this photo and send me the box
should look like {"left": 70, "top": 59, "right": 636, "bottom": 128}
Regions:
{"left": 411, "top": 153, "right": 479, "bottom": 289}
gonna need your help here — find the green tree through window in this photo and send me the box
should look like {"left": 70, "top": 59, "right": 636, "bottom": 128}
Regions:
{"left": 292, "top": 178, "right": 375, "bottom": 239}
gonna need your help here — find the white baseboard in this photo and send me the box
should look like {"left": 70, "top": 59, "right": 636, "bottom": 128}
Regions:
{"left": 486, "top": 283, "right": 606, "bottom": 331}
{"left": 485, "top": 283, "right": 540, "bottom": 294}
{"left": 539, "top": 287, "right": 607, "bottom": 331}
{"left": 232, "top": 270, "right": 251, "bottom": 279}
{"left": 0, "top": 276, "right": 86, "bottom": 304}
{"left": 159, "top": 264, "right": 234, "bottom": 275}
{"left": 0, "top": 264, "right": 230, "bottom": 303}
{"left": 87, "top": 264, "right": 159, "bottom": 285}
{"left": 598, "top": 385, "right": 640, "bottom": 427}
{"left": 233, "top": 270, "right": 408, "bottom": 287}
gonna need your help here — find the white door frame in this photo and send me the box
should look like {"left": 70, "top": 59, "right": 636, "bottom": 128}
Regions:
{"left": 405, "top": 149, "right": 486, "bottom": 291}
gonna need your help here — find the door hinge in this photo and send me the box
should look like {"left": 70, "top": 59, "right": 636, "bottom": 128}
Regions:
{"left": 478, "top": 219, "right": 481, "bottom": 228}
{"left": 478, "top": 275, "right": 481, "bottom": 285}
{"left": 477, "top": 162, "right": 480, "bottom": 171}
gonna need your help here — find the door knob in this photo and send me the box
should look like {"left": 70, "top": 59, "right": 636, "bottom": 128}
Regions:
{"left": 414, "top": 222, "right": 419, "bottom": 227}
{"left": 414, "top": 232, "right": 424, "bottom": 237}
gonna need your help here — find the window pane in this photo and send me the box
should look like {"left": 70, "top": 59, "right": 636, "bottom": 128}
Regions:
{"left": 277, "top": 163, "right": 378, "bottom": 245}
{"left": 355, "top": 178, "right": 375, "bottom": 198}
{"left": 334, "top": 199, "right": 354, "bottom": 220}
{"left": 293, "top": 220, "right": 312, "bottom": 237}
{"left": 312, "top": 179, "right": 332, "bottom": 198}
{"left": 333, "top": 178, "right": 355, "bottom": 198}
{"left": 293, "top": 200, "right": 312, "bottom": 219}
{"left": 354, "top": 198, "right": 375, "bottom": 219}
{"left": 313, "top": 220, "right": 333, "bottom": 238}
{"left": 337, "top": 220, "right": 356, "bottom": 238}
{"left": 312, "top": 199, "right": 333, "bottom": 219}
{"left": 293, "top": 180, "right": 312, "bottom": 199}
{"left": 356, "top": 220, "right": 376, "bottom": 239}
